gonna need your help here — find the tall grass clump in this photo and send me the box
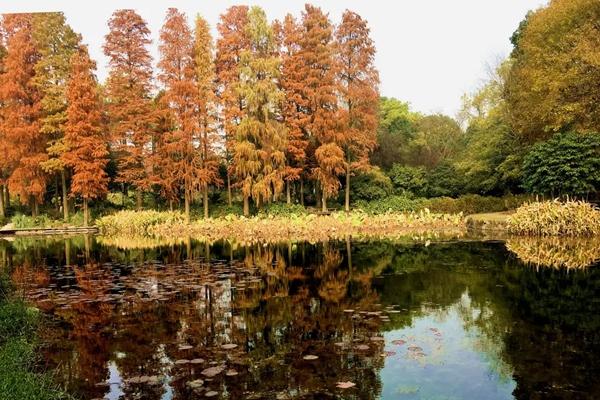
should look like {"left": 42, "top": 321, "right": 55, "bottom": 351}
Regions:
{"left": 508, "top": 200, "right": 600, "bottom": 236}
{"left": 96, "top": 210, "right": 185, "bottom": 236}
{"left": 0, "top": 276, "right": 72, "bottom": 400}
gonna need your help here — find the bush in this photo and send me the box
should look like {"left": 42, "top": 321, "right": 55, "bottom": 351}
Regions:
{"left": 425, "top": 162, "right": 463, "bottom": 197}
{"left": 357, "top": 194, "right": 531, "bottom": 215}
{"left": 258, "top": 203, "right": 307, "bottom": 217}
{"left": 11, "top": 214, "right": 53, "bottom": 229}
{"left": 508, "top": 200, "right": 600, "bottom": 236}
{"left": 209, "top": 203, "right": 244, "bottom": 218}
{"left": 355, "top": 195, "right": 424, "bottom": 214}
{"left": 350, "top": 167, "right": 393, "bottom": 201}
{"left": 424, "top": 194, "right": 530, "bottom": 215}
{"left": 523, "top": 132, "right": 600, "bottom": 197}
{"left": 388, "top": 164, "right": 427, "bottom": 196}
{"left": 96, "top": 210, "right": 185, "bottom": 236}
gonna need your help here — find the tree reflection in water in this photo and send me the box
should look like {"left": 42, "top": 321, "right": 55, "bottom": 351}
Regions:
{"left": 0, "top": 236, "right": 599, "bottom": 399}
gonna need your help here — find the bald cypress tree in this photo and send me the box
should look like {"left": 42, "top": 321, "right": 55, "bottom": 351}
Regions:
{"left": 62, "top": 47, "right": 109, "bottom": 226}
{"left": 233, "top": 6, "right": 286, "bottom": 215}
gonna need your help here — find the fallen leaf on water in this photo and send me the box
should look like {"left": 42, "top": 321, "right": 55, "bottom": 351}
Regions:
{"left": 175, "top": 359, "right": 190, "bottom": 365}
{"left": 392, "top": 339, "right": 406, "bottom": 346}
{"left": 190, "top": 358, "right": 205, "bottom": 364}
{"left": 336, "top": 381, "right": 356, "bottom": 389}
{"left": 187, "top": 379, "right": 204, "bottom": 389}
{"left": 221, "top": 343, "right": 238, "bottom": 350}
{"left": 225, "top": 369, "right": 238, "bottom": 376}
{"left": 303, "top": 355, "right": 318, "bottom": 360}
{"left": 205, "top": 391, "right": 219, "bottom": 397}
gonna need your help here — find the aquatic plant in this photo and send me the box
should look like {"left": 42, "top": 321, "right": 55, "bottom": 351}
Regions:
{"left": 508, "top": 200, "right": 600, "bottom": 236}
{"left": 96, "top": 210, "right": 185, "bottom": 236}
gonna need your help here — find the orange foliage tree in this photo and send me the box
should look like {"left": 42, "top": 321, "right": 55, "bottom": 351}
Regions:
{"left": 32, "top": 12, "right": 80, "bottom": 220}
{"left": 216, "top": 6, "right": 250, "bottom": 206}
{"left": 297, "top": 5, "right": 343, "bottom": 212}
{"left": 279, "top": 14, "right": 309, "bottom": 205}
{"left": 0, "top": 28, "right": 7, "bottom": 217}
{"left": 194, "top": 15, "right": 222, "bottom": 219}
{"left": 0, "top": 14, "right": 46, "bottom": 216}
{"left": 335, "top": 11, "right": 379, "bottom": 211}
{"left": 103, "top": 9, "right": 154, "bottom": 209}
{"left": 62, "top": 47, "right": 109, "bottom": 226}
{"left": 157, "top": 8, "right": 202, "bottom": 223}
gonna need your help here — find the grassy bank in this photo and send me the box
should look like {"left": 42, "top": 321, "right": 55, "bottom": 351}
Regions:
{"left": 0, "top": 274, "right": 71, "bottom": 400}
{"left": 97, "top": 209, "right": 465, "bottom": 243}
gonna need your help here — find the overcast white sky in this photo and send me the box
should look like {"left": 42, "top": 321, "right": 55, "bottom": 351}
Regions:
{"left": 1, "top": 0, "right": 547, "bottom": 116}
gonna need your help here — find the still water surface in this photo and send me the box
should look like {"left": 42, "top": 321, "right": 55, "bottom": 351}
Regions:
{"left": 1, "top": 236, "right": 599, "bottom": 399}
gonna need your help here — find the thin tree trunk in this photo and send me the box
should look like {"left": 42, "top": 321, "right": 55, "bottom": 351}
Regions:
{"left": 184, "top": 190, "right": 191, "bottom": 224}
{"left": 243, "top": 195, "right": 249, "bottom": 216}
{"left": 345, "top": 166, "right": 351, "bottom": 212}
{"left": 65, "top": 240, "right": 71, "bottom": 266}
{"left": 136, "top": 189, "right": 142, "bottom": 210}
{"left": 4, "top": 186, "right": 9, "bottom": 209}
{"left": 321, "top": 189, "right": 327, "bottom": 213}
{"left": 286, "top": 181, "right": 291, "bottom": 205}
{"left": 203, "top": 186, "right": 209, "bottom": 219}
{"left": 83, "top": 198, "right": 89, "bottom": 227}
{"left": 61, "top": 170, "right": 69, "bottom": 221}
{"left": 300, "top": 178, "right": 304, "bottom": 206}
{"left": 169, "top": 200, "right": 174, "bottom": 212}
{"left": 346, "top": 235, "right": 352, "bottom": 272}
{"left": 0, "top": 184, "right": 4, "bottom": 219}
{"left": 316, "top": 183, "right": 322, "bottom": 210}
{"left": 54, "top": 174, "right": 60, "bottom": 213}
{"left": 227, "top": 171, "right": 232, "bottom": 206}
{"left": 30, "top": 196, "right": 37, "bottom": 218}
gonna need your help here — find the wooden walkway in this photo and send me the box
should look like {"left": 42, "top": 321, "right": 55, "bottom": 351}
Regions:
{"left": 0, "top": 226, "right": 98, "bottom": 237}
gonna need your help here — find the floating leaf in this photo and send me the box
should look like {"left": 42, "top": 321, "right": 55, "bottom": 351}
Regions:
{"left": 303, "top": 355, "right": 318, "bottom": 360}
{"left": 336, "top": 381, "right": 356, "bottom": 389}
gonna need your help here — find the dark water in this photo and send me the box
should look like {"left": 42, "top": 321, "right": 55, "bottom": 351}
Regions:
{"left": 1, "top": 236, "right": 599, "bottom": 400}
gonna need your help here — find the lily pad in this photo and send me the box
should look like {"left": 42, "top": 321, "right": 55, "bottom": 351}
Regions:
{"left": 201, "top": 366, "right": 225, "bottom": 377}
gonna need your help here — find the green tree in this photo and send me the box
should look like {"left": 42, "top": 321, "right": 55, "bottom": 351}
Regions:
{"left": 388, "top": 164, "right": 427, "bottom": 197}
{"left": 232, "top": 6, "right": 286, "bottom": 216}
{"left": 407, "top": 114, "right": 462, "bottom": 169}
{"left": 371, "top": 97, "right": 418, "bottom": 170}
{"left": 455, "top": 60, "right": 523, "bottom": 195}
{"left": 522, "top": 132, "right": 600, "bottom": 197}
{"left": 506, "top": 0, "right": 600, "bottom": 141}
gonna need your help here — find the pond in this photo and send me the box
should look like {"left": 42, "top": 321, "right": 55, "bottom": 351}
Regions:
{"left": 1, "top": 235, "right": 599, "bottom": 400}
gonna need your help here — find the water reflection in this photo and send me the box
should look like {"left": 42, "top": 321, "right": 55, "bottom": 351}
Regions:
{"left": 1, "top": 236, "right": 599, "bottom": 399}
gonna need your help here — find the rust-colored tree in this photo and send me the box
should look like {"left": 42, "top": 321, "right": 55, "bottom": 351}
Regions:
{"left": 335, "top": 11, "right": 379, "bottom": 211}
{"left": 62, "top": 47, "right": 109, "bottom": 226}
{"left": 194, "top": 15, "right": 222, "bottom": 218}
{"left": 279, "top": 14, "right": 309, "bottom": 205}
{"left": 216, "top": 6, "right": 250, "bottom": 206}
{"left": 297, "top": 5, "right": 342, "bottom": 212}
{"left": 233, "top": 6, "right": 287, "bottom": 216}
{"left": 0, "top": 14, "right": 46, "bottom": 216}
{"left": 0, "top": 28, "right": 7, "bottom": 217}
{"left": 103, "top": 9, "right": 154, "bottom": 209}
{"left": 157, "top": 8, "right": 202, "bottom": 223}
{"left": 32, "top": 12, "right": 80, "bottom": 220}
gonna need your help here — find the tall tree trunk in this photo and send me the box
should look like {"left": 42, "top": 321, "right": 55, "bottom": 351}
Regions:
{"left": 4, "top": 186, "right": 9, "bottom": 209}
{"left": 169, "top": 200, "right": 174, "bottom": 212}
{"left": 184, "top": 190, "right": 191, "bottom": 224}
{"left": 300, "top": 178, "right": 304, "bottom": 206}
{"left": 0, "top": 184, "right": 4, "bottom": 219}
{"left": 83, "top": 198, "right": 89, "bottom": 227}
{"left": 54, "top": 175, "right": 60, "bottom": 213}
{"left": 136, "top": 189, "right": 143, "bottom": 210}
{"left": 30, "top": 196, "right": 38, "bottom": 218}
{"left": 243, "top": 195, "right": 249, "bottom": 216}
{"left": 286, "top": 180, "right": 291, "bottom": 205}
{"left": 227, "top": 171, "right": 232, "bottom": 206}
{"left": 316, "top": 183, "right": 322, "bottom": 210}
{"left": 203, "top": 186, "right": 209, "bottom": 219}
{"left": 321, "top": 189, "right": 327, "bottom": 213}
{"left": 61, "top": 170, "right": 69, "bottom": 221}
{"left": 345, "top": 166, "right": 351, "bottom": 212}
